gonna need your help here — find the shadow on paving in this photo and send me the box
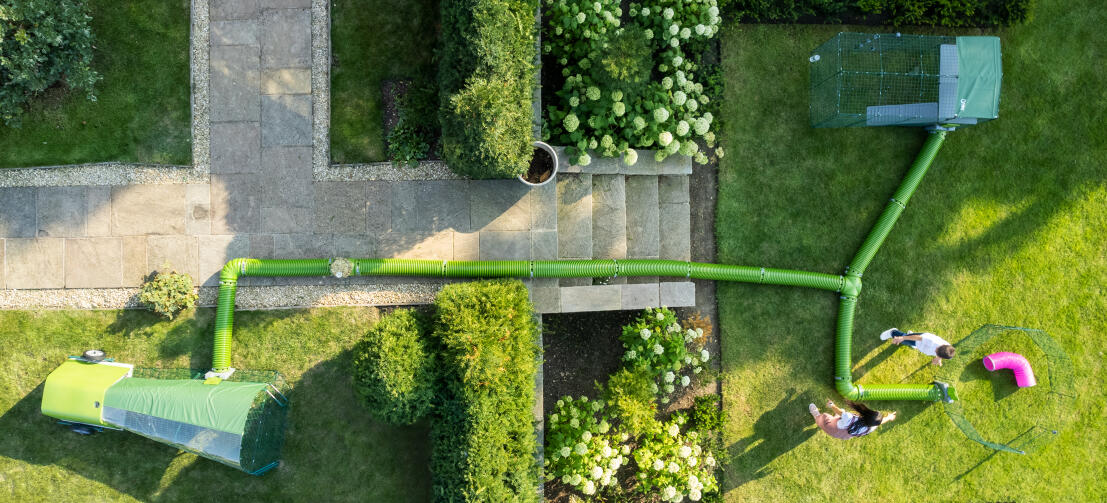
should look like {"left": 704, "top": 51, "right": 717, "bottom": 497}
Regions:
{"left": 0, "top": 350, "right": 432, "bottom": 502}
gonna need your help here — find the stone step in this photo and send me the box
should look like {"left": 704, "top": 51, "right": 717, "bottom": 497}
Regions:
{"left": 591, "top": 174, "right": 626, "bottom": 284}
{"left": 557, "top": 173, "right": 592, "bottom": 287}
{"left": 659, "top": 175, "right": 691, "bottom": 263}
{"left": 547, "top": 281, "right": 696, "bottom": 313}
{"left": 624, "top": 175, "right": 660, "bottom": 285}
{"left": 552, "top": 146, "right": 693, "bottom": 176}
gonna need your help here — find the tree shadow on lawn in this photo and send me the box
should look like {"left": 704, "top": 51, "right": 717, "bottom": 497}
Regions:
{"left": 0, "top": 350, "right": 432, "bottom": 502}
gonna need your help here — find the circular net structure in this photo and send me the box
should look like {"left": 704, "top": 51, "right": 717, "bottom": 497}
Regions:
{"left": 939, "top": 325, "right": 1073, "bottom": 454}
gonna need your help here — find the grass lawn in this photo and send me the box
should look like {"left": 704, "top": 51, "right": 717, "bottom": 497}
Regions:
{"left": 0, "top": 0, "right": 192, "bottom": 169}
{"left": 330, "top": 0, "right": 439, "bottom": 163}
{"left": 0, "top": 308, "right": 430, "bottom": 502}
{"left": 715, "top": 0, "right": 1106, "bottom": 501}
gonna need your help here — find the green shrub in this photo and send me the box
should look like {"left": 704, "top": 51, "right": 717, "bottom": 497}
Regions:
{"left": 603, "top": 368, "right": 659, "bottom": 435}
{"left": 139, "top": 269, "right": 197, "bottom": 319}
{"left": 691, "top": 394, "right": 724, "bottom": 432}
{"left": 388, "top": 74, "right": 440, "bottom": 168}
{"left": 438, "top": 0, "right": 538, "bottom": 179}
{"left": 0, "top": 0, "right": 101, "bottom": 127}
{"left": 430, "top": 280, "right": 540, "bottom": 502}
{"left": 351, "top": 309, "right": 436, "bottom": 425}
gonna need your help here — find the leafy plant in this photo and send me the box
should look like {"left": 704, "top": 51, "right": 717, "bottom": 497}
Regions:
{"left": 430, "top": 280, "right": 540, "bottom": 502}
{"left": 0, "top": 0, "right": 101, "bottom": 127}
{"left": 603, "top": 368, "right": 660, "bottom": 434}
{"left": 545, "top": 396, "right": 629, "bottom": 496}
{"left": 691, "top": 395, "right": 724, "bottom": 432}
{"left": 619, "top": 307, "right": 709, "bottom": 402}
{"left": 138, "top": 269, "right": 197, "bottom": 319}
{"left": 351, "top": 309, "right": 436, "bottom": 425}
{"left": 632, "top": 415, "right": 720, "bottom": 502}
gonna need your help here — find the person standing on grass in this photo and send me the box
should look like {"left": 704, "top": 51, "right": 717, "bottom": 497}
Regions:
{"left": 808, "top": 400, "right": 896, "bottom": 440}
{"left": 880, "top": 328, "right": 956, "bottom": 366}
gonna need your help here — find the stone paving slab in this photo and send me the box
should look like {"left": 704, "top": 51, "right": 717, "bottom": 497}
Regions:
{"left": 111, "top": 185, "right": 187, "bottom": 235}
{"left": 470, "top": 180, "right": 530, "bottom": 231}
{"left": 186, "top": 184, "right": 212, "bottom": 235}
{"left": 659, "top": 175, "right": 689, "bottom": 204}
{"left": 210, "top": 45, "right": 260, "bottom": 122}
{"left": 379, "top": 231, "right": 455, "bottom": 260}
{"left": 122, "top": 236, "right": 147, "bottom": 287}
{"left": 659, "top": 202, "right": 691, "bottom": 261}
{"left": 0, "top": 240, "right": 4, "bottom": 288}
{"left": 314, "top": 181, "right": 367, "bottom": 234}
{"left": 479, "top": 231, "right": 530, "bottom": 260}
{"left": 261, "top": 9, "right": 311, "bottom": 69}
{"left": 560, "top": 284, "right": 621, "bottom": 312}
{"left": 0, "top": 188, "right": 36, "bottom": 238}
{"left": 273, "top": 233, "right": 333, "bottom": 258}
{"left": 621, "top": 283, "right": 661, "bottom": 310}
{"left": 453, "top": 232, "right": 479, "bottom": 261}
{"left": 210, "top": 121, "right": 261, "bottom": 174}
{"left": 260, "top": 146, "right": 313, "bottom": 204}
{"left": 591, "top": 175, "right": 626, "bottom": 260}
{"left": 262, "top": 69, "right": 311, "bottom": 94}
{"left": 198, "top": 234, "right": 250, "bottom": 286}
{"left": 262, "top": 206, "right": 313, "bottom": 233}
{"left": 37, "top": 186, "right": 86, "bottom": 238}
{"left": 531, "top": 230, "right": 558, "bottom": 260}
{"left": 147, "top": 235, "right": 199, "bottom": 279}
{"left": 262, "top": 0, "right": 311, "bottom": 9}
{"left": 249, "top": 233, "right": 274, "bottom": 258}
{"left": 659, "top": 281, "right": 696, "bottom": 307}
{"left": 261, "top": 94, "right": 312, "bottom": 146}
{"left": 528, "top": 284, "right": 560, "bottom": 313}
{"left": 335, "top": 234, "right": 374, "bottom": 258}
{"left": 211, "top": 0, "right": 259, "bottom": 20}
{"left": 65, "top": 238, "right": 122, "bottom": 288}
{"left": 211, "top": 19, "right": 258, "bottom": 46}
{"left": 529, "top": 182, "right": 557, "bottom": 231}
{"left": 391, "top": 181, "right": 470, "bottom": 233}
{"left": 86, "top": 187, "right": 112, "bottom": 237}
{"left": 625, "top": 176, "right": 659, "bottom": 259}
{"left": 4, "top": 238, "right": 64, "bottom": 289}
{"left": 210, "top": 175, "right": 261, "bottom": 234}
{"left": 556, "top": 174, "right": 591, "bottom": 259}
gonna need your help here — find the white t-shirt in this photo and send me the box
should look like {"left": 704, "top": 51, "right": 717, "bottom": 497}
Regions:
{"left": 914, "top": 333, "right": 950, "bottom": 356}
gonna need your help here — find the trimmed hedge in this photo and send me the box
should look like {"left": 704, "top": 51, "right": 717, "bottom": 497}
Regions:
{"left": 430, "top": 280, "right": 540, "bottom": 502}
{"left": 351, "top": 309, "right": 436, "bottom": 425}
{"left": 722, "top": 0, "right": 1033, "bottom": 26}
{"left": 438, "top": 0, "right": 538, "bottom": 179}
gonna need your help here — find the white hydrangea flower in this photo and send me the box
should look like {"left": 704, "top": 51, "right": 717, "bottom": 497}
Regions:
{"left": 689, "top": 488, "right": 702, "bottom": 501}
{"left": 696, "top": 327, "right": 704, "bottom": 337}
{"left": 663, "top": 486, "right": 678, "bottom": 500}
{"left": 706, "top": 455, "right": 716, "bottom": 467}
{"left": 613, "top": 101, "right": 626, "bottom": 116}
{"left": 601, "top": 472, "right": 612, "bottom": 486}
{"left": 668, "top": 462, "right": 680, "bottom": 473}
{"left": 688, "top": 456, "right": 697, "bottom": 467}
{"left": 684, "top": 355, "right": 693, "bottom": 364}
{"left": 662, "top": 76, "right": 674, "bottom": 90}
{"left": 581, "top": 431, "right": 592, "bottom": 442}
{"left": 686, "top": 98, "right": 698, "bottom": 112}
{"left": 659, "top": 131, "right": 673, "bottom": 147}
{"left": 571, "top": 473, "right": 583, "bottom": 486}
{"left": 550, "top": 413, "right": 559, "bottom": 423}
{"left": 694, "top": 152, "right": 709, "bottom": 164}
{"left": 669, "top": 24, "right": 679, "bottom": 36}
{"left": 621, "top": 444, "right": 631, "bottom": 455}
{"left": 709, "top": 6, "right": 719, "bottom": 17}
{"left": 623, "top": 148, "right": 638, "bottom": 166}
{"left": 668, "top": 423, "right": 680, "bottom": 436}
{"left": 593, "top": 1, "right": 601, "bottom": 13}
{"left": 673, "top": 91, "right": 688, "bottom": 107}
{"left": 671, "top": 37, "right": 680, "bottom": 48}
{"left": 694, "top": 366, "right": 702, "bottom": 374}
{"left": 673, "top": 55, "right": 684, "bottom": 67}
{"left": 610, "top": 456, "right": 622, "bottom": 470}
{"left": 681, "top": 375, "right": 691, "bottom": 387}
{"left": 676, "top": 119, "right": 690, "bottom": 135}
{"left": 654, "top": 107, "right": 671, "bottom": 123}
{"left": 654, "top": 343, "right": 664, "bottom": 355}
{"left": 559, "top": 446, "right": 571, "bottom": 457}
{"left": 652, "top": 459, "right": 665, "bottom": 471}
{"left": 575, "top": 442, "right": 588, "bottom": 454}
{"left": 663, "top": 7, "right": 674, "bottom": 19}
{"left": 694, "top": 117, "right": 710, "bottom": 135}
{"left": 576, "top": 12, "right": 586, "bottom": 23}
{"left": 626, "top": 349, "right": 637, "bottom": 360}
{"left": 664, "top": 371, "right": 675, "bottom": 383}
{"left": 664, "top": 383, "right": 675, "bottom": 393}
{"left": 675, "top": 70, "right": 686, "bottom": 84}
{"left": 591, "top": 465, "right": 604, "bottom": 479}
{"left": 701, "top": 349, "right": 710, "bottom": 361}
{"left": 598, "top": 420, "right": 609, "bottom": 433}
{"left": 644, "top": 28, "right": 654, "bottom": 39}
{"left": 650, "top": 382, "right": 659, "bottom": 393}
{"left": 603, "top": 445, "right": 613, "bottom": 457}
{"left": 583, "top": 480, "right": 596, "bottom": 495}
{"left": 695, "top": 24, "right": 706, "bottom": 35}
{"left": 641, "top": 7, "right": 650, "bottom": 16}
{"left": 571, "top": 418, "right": 580, "bottom": 428}
{"left": 679, "top": 445, "right": 692, "bottom": 458}
{"left": 656, "top": 311, "right": 665, "bottom": 321}
{"left": 561, "top": 473, "right": 571, "bottom": 484}
{"left": 641, "top": 328, "right": 651, "bottom": 339}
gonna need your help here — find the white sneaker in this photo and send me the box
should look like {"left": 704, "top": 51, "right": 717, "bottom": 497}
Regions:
{"left": 880, "top": 328, "right": 898, "bottom": 341}
{"left": 808, "top": 403, "right": 819, "bottom": 416}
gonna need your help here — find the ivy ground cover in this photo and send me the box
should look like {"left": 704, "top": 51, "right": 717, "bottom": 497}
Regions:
{"left": 0, "top": 308, "right": 430, "bottom": 502}
{"left": 0, "top": 0, "right": 191, "bottom": 168}
{"left": 715, "top": 0, "right": 1106, "bottom": 500}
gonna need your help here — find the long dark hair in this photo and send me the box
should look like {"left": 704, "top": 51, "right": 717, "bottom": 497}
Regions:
{"left": 846, "top": 401, "right": 882, "bottom": 435}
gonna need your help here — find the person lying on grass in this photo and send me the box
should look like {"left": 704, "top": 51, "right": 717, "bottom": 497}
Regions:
{"left": 881, "top": 328, "right": 956, "bottom": 366}
{"left": 808, "top": 400, "right": 896, "bottom": 440}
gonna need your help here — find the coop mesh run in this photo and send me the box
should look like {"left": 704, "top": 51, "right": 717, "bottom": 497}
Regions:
{"left": 109, "top": 368, "right": 290, "bottom": 474}
{"left": 809, "top": 32, "right": 1000, "bottom": 128}
{"left": 939, "top": 325, "right": 1073, "bottom": 454}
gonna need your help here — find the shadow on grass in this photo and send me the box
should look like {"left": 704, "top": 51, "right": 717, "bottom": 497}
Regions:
{"left": 724, "top": 389, "right": 816, "bottom": 489}
{"left": 959, "top": 359, "right": 1019, "bottom": 402}
{"left": 0, "top": 350, "right": 432, "bottom": 502}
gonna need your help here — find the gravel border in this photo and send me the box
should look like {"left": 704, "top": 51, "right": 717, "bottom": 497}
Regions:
{"left": 0, "top": 283, "right": 446, "bottom": 310}
{"left": 317, "top": 161, "right": 466, "bottom": 181}
{"left": 311, "top": 0, "right": 331, "bottom": 177}
{"left": 191, "top": 0, "right": 211, "bottom": 175}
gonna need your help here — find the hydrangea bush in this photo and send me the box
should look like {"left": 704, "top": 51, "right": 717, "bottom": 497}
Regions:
{"left": 542, "top": 0, "right": 724, "bottom": 166}
{"left": 619, "top": 307, "right": 710, "bottom": 402}
{"left": 633, "top": 415, "right": 719, "bottom": 502}
{"left": 545, "top": 396, "right": 630, "bottom": 496}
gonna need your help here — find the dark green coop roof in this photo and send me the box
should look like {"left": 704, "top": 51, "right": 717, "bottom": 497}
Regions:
{"left": 955, "top": 36, "right": 1002, "bottom": 120}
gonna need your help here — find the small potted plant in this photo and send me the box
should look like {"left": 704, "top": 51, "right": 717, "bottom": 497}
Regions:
{"left": 519, "top": 140, "right": 558, "bottom": 187}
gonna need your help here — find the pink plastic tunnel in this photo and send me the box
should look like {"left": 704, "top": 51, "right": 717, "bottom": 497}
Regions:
{"left": 983, "top": 352, "right": 1036, "bottom": 388}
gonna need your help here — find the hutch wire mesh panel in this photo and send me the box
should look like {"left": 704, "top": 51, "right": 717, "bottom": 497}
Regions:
{"left": 810, "top": 32, "right": 962, "bottom": 128}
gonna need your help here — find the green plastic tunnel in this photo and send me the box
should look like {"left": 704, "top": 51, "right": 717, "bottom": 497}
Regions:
{"left": 210, "top": 131, "right": 952, "bottom": 403}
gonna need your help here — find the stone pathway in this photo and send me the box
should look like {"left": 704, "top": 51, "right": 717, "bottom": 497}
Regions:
{"left": 0, "top": 0, "right": 696, "bottom": 314}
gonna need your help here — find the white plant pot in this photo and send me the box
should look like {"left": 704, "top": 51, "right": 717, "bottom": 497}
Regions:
{"left": 519, "top": 141, "right": 559, "bottom": 187}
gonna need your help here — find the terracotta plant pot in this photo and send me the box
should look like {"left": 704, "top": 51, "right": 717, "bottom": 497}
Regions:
{"left": 519, "top": 141, "right": 558, "bottom": 187}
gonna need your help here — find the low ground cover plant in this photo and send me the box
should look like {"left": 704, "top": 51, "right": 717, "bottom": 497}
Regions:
{"left": 0, "top": 0, "right": 100, "bottom": 127}
{"left": 138, "top": 269, "right": 197, "bottom": 319}
{"left": 543, "top": 0, "right": 725, "bottom": 166}
{"left": 546, "top": 307, "right": 721, "bottom": 501}
{"left": 438, "top": 0, "right": 539, "bottom": 179}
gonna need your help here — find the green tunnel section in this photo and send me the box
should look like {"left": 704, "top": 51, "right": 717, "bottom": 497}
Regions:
{"left": 41, "top": 360, "right": 288, "bottom": 474}
{"left": 211, "top": 133, "right": 950, "bottom": 403}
